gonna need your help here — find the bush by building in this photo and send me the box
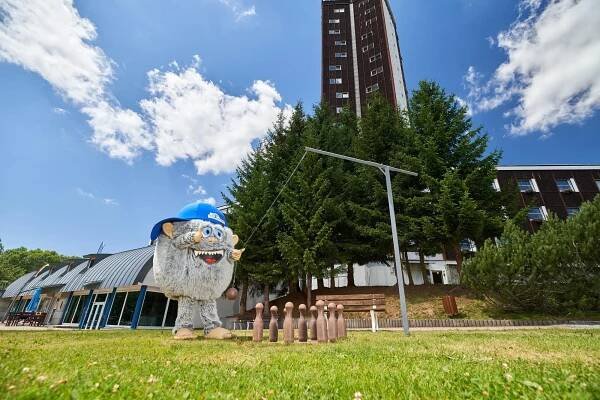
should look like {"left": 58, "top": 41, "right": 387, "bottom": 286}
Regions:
{"left": 462, "top": 196, "right": 600, "bottom": 313}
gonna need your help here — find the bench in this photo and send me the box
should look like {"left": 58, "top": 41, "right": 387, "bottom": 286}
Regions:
{"left": 315, "top": 293, "right": 386, "bottom": 332}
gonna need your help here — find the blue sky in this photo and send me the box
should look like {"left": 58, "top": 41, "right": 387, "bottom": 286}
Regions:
{"left": 1, "top": 0, "right": 599, "bottom": 256}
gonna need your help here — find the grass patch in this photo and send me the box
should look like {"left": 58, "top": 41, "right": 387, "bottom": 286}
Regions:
{"left": 1, "top": 329, "right": 599, "bottom": 399}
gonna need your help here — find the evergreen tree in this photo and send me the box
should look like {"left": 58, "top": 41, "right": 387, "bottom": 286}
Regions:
{"left": 408, "top": 81, "right": 509, "bottom": 273}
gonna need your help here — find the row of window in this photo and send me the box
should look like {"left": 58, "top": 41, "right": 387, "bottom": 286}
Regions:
{"left": 527, "top": 206, "right": 579, "bottom": 221}
{"left": 60, "top": 290, "right": 178, "bottom": 328}
{"left": 493, "top": 177, "right": 600, "bottom": 193}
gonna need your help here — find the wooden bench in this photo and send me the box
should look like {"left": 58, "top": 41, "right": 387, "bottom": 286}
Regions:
{"left": 315, "top": 293, "right": 386, "bottom": 332}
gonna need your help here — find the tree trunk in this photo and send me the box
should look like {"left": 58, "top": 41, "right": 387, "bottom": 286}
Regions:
{"left": 419, "top": 249, "right": 429, "bottom": 285}
{"left": 263, "top": 284, "right": 270, "bottom": 311}
{"left": 288, "top": 278, "right": 299, "bottom": 295}
{"left": 454, "top": 243, "right": 463, "bottom": 275}
{"left": 239, "top": 280, "right": 248, "bottom": 316}
{"left": 317, "top": 277, "right": 324, "bottom": 290}
{"left": 346, "top": 263, "right": 355, "bottom": 287}
{"left": 330, "top": 267, "right": 336, "bottom": 288}
{"left": 306, "top": 273, "right": 312, "bottom": 307}
{"left": 403, "top": 251, "right": 414, "bottom": 286}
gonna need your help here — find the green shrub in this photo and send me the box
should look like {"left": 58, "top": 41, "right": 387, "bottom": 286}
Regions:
{"left": 462, "top": 196, "right": 600, "bottom": 313}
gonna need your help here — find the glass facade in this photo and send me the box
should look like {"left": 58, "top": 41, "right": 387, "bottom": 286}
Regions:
{"left": 107, "top": 292, "right": 127, "bottom": 325}
{"left": 61, "top": 289, "right": 179, "bottom": 329}
{"left": 119, "top": 291, "right": 140, "bottom": 326}
{"left": 164, "top": 299, "right": 178, "bottom": 327}
{"left": 139, "top": 292, "right": 168, "bottom": 327}
{"left": 62, "top": 295, "right": 89, "bottom": 324}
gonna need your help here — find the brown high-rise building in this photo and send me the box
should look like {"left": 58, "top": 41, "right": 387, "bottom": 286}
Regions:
{"left": 321, "top": 0, "right": 409, "bottom": 117}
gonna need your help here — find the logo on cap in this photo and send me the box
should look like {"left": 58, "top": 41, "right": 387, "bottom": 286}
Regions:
{"left": 208, "top": 212, "right": 225, "bottom": 225}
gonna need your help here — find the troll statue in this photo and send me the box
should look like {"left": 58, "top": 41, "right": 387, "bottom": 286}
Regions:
{"left": 150, "top": 202, "right": 243, "bottom": 340}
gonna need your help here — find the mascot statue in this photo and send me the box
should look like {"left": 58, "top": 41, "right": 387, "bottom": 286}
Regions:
{"left": 150, "top": 202, "right": 243, "bottom": 340}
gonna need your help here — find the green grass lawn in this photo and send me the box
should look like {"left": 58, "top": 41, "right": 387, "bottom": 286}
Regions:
{"left": 1, "top": 329, "right": 598, "bottom": 399}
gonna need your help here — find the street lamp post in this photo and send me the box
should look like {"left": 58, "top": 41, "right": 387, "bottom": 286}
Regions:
{"left": 304, "top": 147, "right": 417, "bottom": 336}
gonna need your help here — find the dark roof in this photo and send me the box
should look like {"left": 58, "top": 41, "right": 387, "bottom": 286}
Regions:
{"left": 2, "top": 271, "right": 36, "bottom": 298}
{"left": 63, "top": 246, "right": 154, "bottom": 292}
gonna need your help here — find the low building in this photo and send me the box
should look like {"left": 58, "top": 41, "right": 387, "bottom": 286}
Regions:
{"left": 1, "top": 246, "right": 242, "bottom": 329}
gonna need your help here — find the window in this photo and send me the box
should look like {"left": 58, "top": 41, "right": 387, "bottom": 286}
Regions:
{"left": 566, "top": 207, "right": 579, "bottom": 217}
{"left": 527, "top": 206, "right": 547, "bottom": 221}
{"left": 361, "top": 31, "right": 374, "bottom": 40}
{"left": 334, "top": 8, "right": 345, "bottom": 13}
{"left": 365, "top": 17, "right": 377, "bottom": 26}
{"left": 371, "top": 66, "right": 384, "bottom": 76}
{"left": 366, "top": 83, "right": 379, "bottom": 93}
{"left": 118, "top": 291, "right": 140, "bottom": 326}
{"left": 335, "top": 52, "right": 348, "bottom": 58}
{"left": 329, "top": 19, "right": 340, "bottom": 23}
{"left": 596, "top": 179, "right": 600, "bottom": 191}
{"left": 492, "top": 178, "right": 501, "bottom": 192}
{"left": 336, "top": 92, "right": 350, "bottom": 99}
{"left": 107, "top": 292, "right": 127, "bottom": 325}
{"left": 555, "top": 178, "right": 578, "bottom": 192}
{"left": 329, "top": 29, "right": 340, "bottom": 34}
{"left": 362, "top": 43, "right": 374, "bottom": 53}
{"left": 335, "top": 40, "right": 347, "bottom": 46}
{"left": 163, "top": 299, "right": 178, "bottom": 327}
{"left": 365, "top": 6, "right": 375, "bottom": 15}
{"left": 138, "top": 291, "right": 169, "bottom": 327}
{"left": 329, "top": 78, "right": 342, "bottom": 84}
{"left": 329, "top": 65, "right": 342, "bottom": 71}
{"left": 336, "top": 107, "right": 343, "bottom": 114}
{"left": 517, "top": 178, "right": 538, "bottom": 193}
{"left": 369, "top": 53, "right": 382, "bottom": 62}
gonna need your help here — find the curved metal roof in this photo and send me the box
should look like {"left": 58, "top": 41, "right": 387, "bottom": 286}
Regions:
{"left": 39, "top": 265, "right": 70, "bottom": 288}
{"left": 67, "top": 246, "right": 154, "bottom": 291}
{"left": 60, "top": 261, "right": 92, "bottom": 293}
{"left": 2, "top": 271, "right": 36, "bottom": 298}
{"left": 20, "top": 270, "right": 52, "bottom": 296}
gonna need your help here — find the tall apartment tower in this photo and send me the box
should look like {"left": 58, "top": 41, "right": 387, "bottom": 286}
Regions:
{"left": 322, "top": 0, "right": 409, "bottom": 117}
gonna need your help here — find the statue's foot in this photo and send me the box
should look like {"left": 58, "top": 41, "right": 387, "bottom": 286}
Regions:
{"left": 173, "top": 327, "right": 197, "bottom": 340}
{"left": 204, "top": 327, "right": 233, "bottom": 340}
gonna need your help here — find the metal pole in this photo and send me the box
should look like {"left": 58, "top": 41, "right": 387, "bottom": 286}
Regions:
{"left": 304, "top": 147, "right": 415, "bottom": 336}
{"left": 384, "top": 166, "right": 410, "bottom": 335}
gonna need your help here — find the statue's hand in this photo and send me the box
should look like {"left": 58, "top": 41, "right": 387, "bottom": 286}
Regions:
{"left": 230, "top": 248, "right": 245, "bottom": 261}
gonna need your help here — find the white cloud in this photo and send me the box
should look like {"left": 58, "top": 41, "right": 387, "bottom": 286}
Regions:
{"left": 200, "top": 197, "right": 217, "bottom": 206}
{"left": 141, "top": 65, "right": 290, "bottom": 174}
{"left": 76, "top": 188, "right": 119, "bottom": 206}
{"left": 0, "top": 0, "right": 288, "bottom": 176}
{"left": 218, "top": 0, "right": 257, "bottom": 22}
{"left": 463, "top": 0, "right": 600, "bottom": 135}
{"left": 103, "top": 198, "right": 119, "bottom": 206}
{"left": 0, "top": 0, "right": 152, "bottom": 161}
{"left": 76, "top": 187, "right": 95, "bottom": 199}
{"left": 53, "top": 107, "right": 67, "bottom": 115}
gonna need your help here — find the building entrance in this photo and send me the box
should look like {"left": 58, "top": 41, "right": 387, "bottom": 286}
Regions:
{"left": 84, "top": 293, "right": 107, "bottom": 330}
{"left": 431, "top": 271, "right": 444, "bottom": 284}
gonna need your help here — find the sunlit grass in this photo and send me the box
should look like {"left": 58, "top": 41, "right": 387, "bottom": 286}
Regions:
{"left": 0, "top": 329, "right": 598, "bottom": 399}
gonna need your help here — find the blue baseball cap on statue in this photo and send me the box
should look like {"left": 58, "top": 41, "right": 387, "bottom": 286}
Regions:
{"left": 150, "top": 201, "right": 228, "bottom": 241}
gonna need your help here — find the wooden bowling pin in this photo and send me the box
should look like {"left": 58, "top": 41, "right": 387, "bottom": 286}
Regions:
{"left": 316, "top": 300, "right": 328, "bottom": 343}
{"left": 269, "top": 306, "right": 278, "bottom": 342}
{"left": 336, "top": 304, "right": 346, "bottom": 338}
{"left": 252, "top": 303, "right": 264, "bottom": 342}
{"left": 327, "top": 302, "right": 337, "bottom": 342}
{"left": 298, "top": 304, "right": 308, "bottom": 342}
{"left": 283, "top": 302, "right": 294, "bottom": 344}
{"left": 309, "top": 305, "right": 318, "bottom": 341}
